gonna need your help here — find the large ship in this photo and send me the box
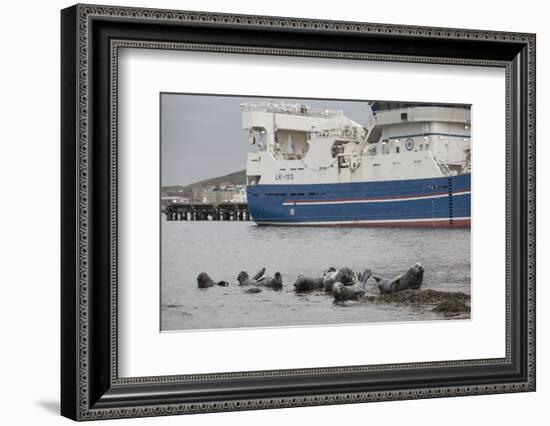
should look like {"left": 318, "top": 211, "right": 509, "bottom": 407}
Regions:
{"left": 242, "top": 101, "right": 471, "bottom": 227}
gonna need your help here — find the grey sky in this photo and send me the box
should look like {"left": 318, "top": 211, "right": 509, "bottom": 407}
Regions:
{"left": 160, "top": 94, "right": 375, "bottom": 186}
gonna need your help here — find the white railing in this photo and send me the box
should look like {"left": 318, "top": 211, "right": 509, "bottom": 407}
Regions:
{"left": 240, "top": 102, "right": 342, "bottom": 118}
{"left": 308, "top": 126, "right": 366, "bottom": 140}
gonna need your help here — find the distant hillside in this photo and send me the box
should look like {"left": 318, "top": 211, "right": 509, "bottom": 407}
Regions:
{"left": 163, "top": 169, "right": 246, "bottom": 193}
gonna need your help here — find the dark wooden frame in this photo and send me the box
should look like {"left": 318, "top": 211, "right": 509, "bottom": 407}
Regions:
{"left": 61, "top": 3, "right": 536, "bottom": 421}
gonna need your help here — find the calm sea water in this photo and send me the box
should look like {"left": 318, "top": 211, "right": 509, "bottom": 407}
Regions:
{"left": 161, "top": 221, "right": 471, "bottom": 331}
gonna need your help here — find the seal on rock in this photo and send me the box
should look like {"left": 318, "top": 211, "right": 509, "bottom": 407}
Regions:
{"left": 196, "top": 272, "right": 229, "bottom": 288}
{"left": 323, "top": 267, "right": 357, "bottom": 291}
{"left": 332, "top": 269, "right": 372, "bottom": 302}
{"left": 335, "top": 267, "right": 357, "bottom": 286}
{"left": 293, "top": 275, "right": 324, "bottom": 292}
{"left": 374, "top": 263, "right": 425, "bottom": 294}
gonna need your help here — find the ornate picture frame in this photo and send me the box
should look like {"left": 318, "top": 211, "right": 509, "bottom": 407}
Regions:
{"left": 61, "top": 4, "right": 535, "bottom": 421}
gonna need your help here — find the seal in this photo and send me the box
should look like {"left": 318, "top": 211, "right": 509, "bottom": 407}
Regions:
{"left": 332, "top": 282, "right": 362, "bottom": 302}
{"left": 244, "top": 287, "right": 263, "bottom": 294}
{"left": 293, "top": 275, "right": 324, "bottom": 292}
{"left": 374, "top": 263, "right": 425, "bottom": 294}
{"left": 335, "top": 266, "right": 356, "bottom": 286}
{"left": 237, "top": 269, "right": 283, "bottom": 290}
{"left": 252, "top": 267, "right": 266, "bottom": 280}
{"left": 322, "top": 267, "right": 338, "bottom": 292}
{"left": 332, "top": 269, "right": 372, "bottom": 302}
{"left": 323, "top": 267, "right": 356, "bottom": 291}
{"left": 237, "top": 270, "right": 256, "bottom": 286}
{"left": 257, "top": 271, "right": 283, "bottom": 290}
{"left": 197, "top": 272, "right": 229, "bottom": 288}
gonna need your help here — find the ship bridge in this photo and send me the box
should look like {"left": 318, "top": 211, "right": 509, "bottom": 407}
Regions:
{"left": 366, "top": 105, "right": 471, "bottom": 173}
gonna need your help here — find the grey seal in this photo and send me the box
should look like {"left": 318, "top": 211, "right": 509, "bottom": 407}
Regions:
{"left": 323, "top": 267, "right": 357, "bottom": 291}
{"left": 237, "top": 270, "right": 257, "bottom": 286}
{"left": 237, "top": 267, "right": 266, "bottom": 286}
{"left": 293, "top": 275, "right": 324, "bottom": 292}
{"left": 196, "top": 272, "right": 229, "bottom": 288}
{"left": 335, "top": 267, "right": 357, "bottom": 285}
{"left": 374, "top": 263, "right": 425, "bottom": 294}
{"left": 237, "top": 269, "right": 283, "bottom": 290}
{"left": 333, "top": 269, "right": 372, "bottom": 302}
{"left": 322, "top": 267, "right": 338, "bottom": 292}
{"left": 252, "top": 267, "right": 266, "bottom": 280}
{"left": 258, "top": 271, "right": 283, "bottom": 290}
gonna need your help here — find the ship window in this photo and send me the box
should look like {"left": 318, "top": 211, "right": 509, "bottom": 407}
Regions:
{"left": 396, "top": 147, "right": 400, "bottom": 154}
{"left": 420, "top": 144, "right": 424, "bottom": 151}
{"left": 401, "top": 112, "right": 408, "bottom": 121}
{"left": 426, "top": 143, "right": 430, "bottom": 150}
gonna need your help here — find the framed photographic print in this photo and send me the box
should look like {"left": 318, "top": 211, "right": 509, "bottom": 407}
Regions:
{"left": 61, "top": 4, "right": 536, "bottom": 421}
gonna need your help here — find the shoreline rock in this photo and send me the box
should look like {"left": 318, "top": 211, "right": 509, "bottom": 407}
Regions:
{"left": 363, "top": 289, "right": 471, "bottom": 317}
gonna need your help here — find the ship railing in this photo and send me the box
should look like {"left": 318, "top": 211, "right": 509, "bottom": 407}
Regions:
{"left": 273, "top": 152, "right": 306, "bottom": 161}
{"left": 308, "top": 126, "right": 367, "bottom": 141}
{"left": 240, "top": 102, "right": 343, "bottom": 118}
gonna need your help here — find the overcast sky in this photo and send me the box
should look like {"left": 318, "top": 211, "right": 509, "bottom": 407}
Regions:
{"left": 160, "top": 94, "right": 375, "bottom": 186}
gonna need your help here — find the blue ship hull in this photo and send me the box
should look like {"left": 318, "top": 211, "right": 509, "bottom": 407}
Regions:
{"left": 246, "top": 174, "right": 470, "bottom": 227}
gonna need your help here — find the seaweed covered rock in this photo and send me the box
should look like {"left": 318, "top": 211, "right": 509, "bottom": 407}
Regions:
{"left": 432, "top": 301, "right": 471, "bottom": 317}
{"left": 363, "top": 289, "right": 471, "bottom": 316}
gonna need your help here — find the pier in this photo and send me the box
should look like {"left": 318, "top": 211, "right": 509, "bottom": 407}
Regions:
{"left": 163, "top": 202, "right": 250, "bottom": 221}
